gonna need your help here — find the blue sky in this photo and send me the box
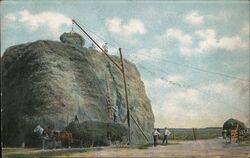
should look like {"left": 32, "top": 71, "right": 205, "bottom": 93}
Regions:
{"left": 1, "top": 0, "right": 249, "bottom": 128}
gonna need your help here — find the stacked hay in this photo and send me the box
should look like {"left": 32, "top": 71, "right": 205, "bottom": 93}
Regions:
{"left": 223, "top": 118, "right": 247, "bottom": 139}
{"left": 66, "top": 121, "right": 128, "bottom": 146}
{"left": 2, "top": 33, "right": 154, "bottom": 147}
{"left": 60, "top": 32, "right": 85, "bottom": 47}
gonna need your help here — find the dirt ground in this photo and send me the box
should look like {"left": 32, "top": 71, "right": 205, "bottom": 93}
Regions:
{"left": 3, "top": 138, "right": 250, "bottom": 158}
{"left": 66, "top": 138, "right": 250, "bottom": 158}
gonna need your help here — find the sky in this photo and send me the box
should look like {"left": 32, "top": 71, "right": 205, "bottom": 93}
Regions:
{"left": 1, "top": 0, "right": 249, "bottom": 128}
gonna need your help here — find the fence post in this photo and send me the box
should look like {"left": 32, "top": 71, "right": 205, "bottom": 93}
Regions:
{"left": 192, "top": 128, "right": 196, "bottom": 140}
{"left": 172, "top": 129, "right": 175, "bottom": 140}
{"left": 195, "top": 128, "right": 198, "bottom": 140}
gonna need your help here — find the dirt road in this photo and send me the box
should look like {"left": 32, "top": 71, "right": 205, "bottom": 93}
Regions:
{"left": 3, "top": 138, "right": 250, "bottom": 157}
{"left": 67, "top": 138, "right": 250, "bottom": 158}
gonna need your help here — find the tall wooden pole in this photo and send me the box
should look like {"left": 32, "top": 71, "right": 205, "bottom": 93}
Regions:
{"left": 119, "top": 48, "right": 131, "bottom": 144}
{"left": 72, "top": 19, "right": 150, "bottom": 144}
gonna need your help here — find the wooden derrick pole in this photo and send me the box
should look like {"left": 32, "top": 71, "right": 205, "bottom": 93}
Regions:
{"left": 72, "top": 19, "right": 150, "bottom": 144}
{"left": 119, "top": 48, "right": 131, "bottom": 144}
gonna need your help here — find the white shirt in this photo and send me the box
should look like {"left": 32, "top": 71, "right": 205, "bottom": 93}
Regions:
{"left": 153, "top": 130, "right": 160, "bottom": 136}
{"left": 164, "top": 129, "right": 171, "bottom": 136}
{"left": 102, "top": 43, "right": 108, "bottom": 52}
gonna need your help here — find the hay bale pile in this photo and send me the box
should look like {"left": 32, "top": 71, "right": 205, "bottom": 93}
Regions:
{"left": 223, "top": 118, "right": 247, "bottom": 139}
{"left": 66, "top": 121, "right": 128, "bottom": 146}
{"left": 2, "top": 33, "right": 154, "bottom": 147}
{"left": 60, "top": 32, "right": 85, "bottom": 47}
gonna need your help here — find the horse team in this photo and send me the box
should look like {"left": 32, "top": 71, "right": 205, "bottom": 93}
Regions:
{"left": 33, "top": 125, "right": 73, "bottom": 149}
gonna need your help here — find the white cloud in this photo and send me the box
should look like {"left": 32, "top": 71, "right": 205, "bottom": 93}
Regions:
{"left": 161, "top": 28, "right": 247, "bottom": 56}
{"left": 143, "top": 71, "right": 249, "bottom": 128}
{"left": 106, "top": 17, "right": 122, "bottom": 34}
{"left": 5, "top": 13, "right": 17, "bottom": 21}
{"left": 195, "top": 28, "right": 216, "bottom": 39}
{"left": 153, "top": 89, "right": 204, "bottom": 128}
{"left": 124, "top": 19, "right": 146, "bottom": 35}
{"left": 201, "top": 83, "right": 232, "bottom": 94}
{"left": 105, "top": 17, "right": 146, "bottom": 36}
{"left": 185, "top": 11, "right": 204, "bottom": 25}
{"left": 163, "top": 28, "right": 193, "bottom": 46}
{"left": 144, "top": 78, "right": 166, "bottom": 89}
{"left": 158, "top": 26, "right": 247, "bottom": 57}
{"left": 18, "top": 10, "right": 71, "bottom": 34}
{"left": 179, "top": 47, "right": 193, "bottom": 56}
{"left": 201, "top": 80, "right": 249, "bottom": 97}
{"left": 195, "top": 29, "right": 248, "bottom": 52}
{"left": 218, "top": 36, "right": 248, "bottom": 50}
{"left": 168, "top": 74, "right": 184, "bottom": 83}
{"left": 242, "top": 22, "right": 249, "bottom": 35}
{"left": 128, "top": 48, "right": 163, "bottom": 63}
{"left": 152, "top": 79, "right": 249, "bottom": 128}
{"left": 195, "top": 29, "right": 218, "bottom": 52}
{"left": 179, "top": 89, "right": 200, "bottom": 102}
{"left": 157, "top": 28, "right": 193, "bottom": 56}
{"left": 2, "top": 10, "right": 71, "bottom": 41}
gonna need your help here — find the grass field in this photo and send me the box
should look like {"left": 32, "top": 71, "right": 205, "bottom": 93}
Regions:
{"left": 158, "top": 127, "right": 222, "bottom": 140}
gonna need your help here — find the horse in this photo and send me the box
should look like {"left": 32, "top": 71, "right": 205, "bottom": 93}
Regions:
{"left": 52, "top": 130, "right": 73, "bottom": 148}
{"left": 33, "top": 125, "right": 73, "bottom": 149}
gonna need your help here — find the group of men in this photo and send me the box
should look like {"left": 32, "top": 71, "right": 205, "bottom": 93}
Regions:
{"left": 89, "top": 42, "right": 108, "bottom": 53}
{"left": 153, "top": 127, "right": 171, "bottom": 146}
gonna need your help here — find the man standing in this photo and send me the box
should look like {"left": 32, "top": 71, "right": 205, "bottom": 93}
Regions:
{"left": 89, "top": 43, "right": 96, "bottom": 50}
{"left": 153, "top": 128, "right": 160, "bottom": 146}
{"left": 102, "top": 43, "right": 108, "bottom": 53}
{"left": 74, "top": 115, "right": 79, "bottom": 122}
{"left": 162, "top": 127, "right": 171, "bottom": 145}
{"left": 113, "top": 105, "right": 118, "bottom": 123}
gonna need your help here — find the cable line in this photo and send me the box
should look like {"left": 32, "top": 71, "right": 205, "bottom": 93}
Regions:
{"left": 71, "top": 16, "right": 249, "bottom": 83}
{"left": 72, "top": 17, "right": 119, "bottom": 52}
{"left": 123, "top": 49, "right": 249, "bottom": 83}
{"left": 136, "top": 62, "right": 247, "bottom": 114}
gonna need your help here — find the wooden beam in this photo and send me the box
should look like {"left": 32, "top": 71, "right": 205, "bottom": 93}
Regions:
{"left": 119, "top": 48, "right": 131, "bottom": 144}
{"left": 130, "top": 114, "right": 150, "bottom": 142}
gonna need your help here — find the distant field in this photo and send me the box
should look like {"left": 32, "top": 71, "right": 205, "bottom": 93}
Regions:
{"left": 158, "top": 127, "right": 222, "bottom": 140}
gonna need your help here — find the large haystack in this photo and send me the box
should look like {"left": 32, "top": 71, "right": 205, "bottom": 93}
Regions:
{"left": 2, "top": 33, "right": 154, "bottom": 147}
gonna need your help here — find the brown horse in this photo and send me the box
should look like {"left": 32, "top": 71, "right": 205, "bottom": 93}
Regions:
{"left": 52, "top": 130, "right": 73, "bottom": 148}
